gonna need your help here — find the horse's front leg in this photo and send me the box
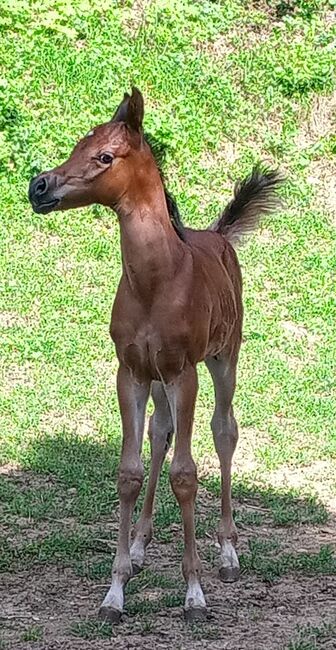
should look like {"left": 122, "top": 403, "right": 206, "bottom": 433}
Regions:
{"left": 99, "top": 364, "right": 150, "bottom": 624}
{"left": 167, "top": 365, "right": 207, "bottom": 621}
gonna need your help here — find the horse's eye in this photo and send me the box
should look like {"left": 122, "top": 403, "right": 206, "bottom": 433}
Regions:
{"left": 98, "top": 153, "right": 113, "bottom": 165}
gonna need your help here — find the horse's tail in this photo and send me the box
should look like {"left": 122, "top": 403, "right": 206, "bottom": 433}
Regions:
{"left": 211, "top": 166, "right": 284, "bottom": 246}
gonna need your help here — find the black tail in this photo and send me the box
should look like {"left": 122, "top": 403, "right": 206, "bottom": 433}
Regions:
{"left": 212, "top": 166, "right": 284, "bottom": 246}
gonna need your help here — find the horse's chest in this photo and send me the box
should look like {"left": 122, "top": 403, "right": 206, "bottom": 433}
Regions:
{"left": 111, "top": 319, "right": 188, "bottom": 382}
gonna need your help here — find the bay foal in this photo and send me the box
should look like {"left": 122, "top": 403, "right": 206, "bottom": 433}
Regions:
{"left": 29, "top": 88, "right": 282, "bottom": 622}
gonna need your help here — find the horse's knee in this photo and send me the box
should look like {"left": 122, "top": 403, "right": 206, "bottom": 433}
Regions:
{"left": 118, "top": 461, "right": 144, "bottom": 500}
{"left": 170, "top": 460, "right": 197, "bottom": 503}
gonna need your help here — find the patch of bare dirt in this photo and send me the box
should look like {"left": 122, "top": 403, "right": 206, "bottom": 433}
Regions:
{"left": 1, "top": 469, "right": 335, "bottom": 649}
{"left": 55, "top": 257, "right": 76, "bottom": 276}
{"left": 29, "top": 231, "right": 62, "bottom": 252}
{"left": 198, "top": 114, "right": 284, "bottom": 182}
{"left": 121, "top": 0, "right": 151, "bottom": 38}
{"left": 281, "top": 320, "right": 311, "bottom": 342}
{"left": 268, "top": 460, "right": 336, "bottom": 510}
{"left": 251, "top": 0, "right": 330, "bottom": 23}
{"left": 92, "top": 359, "right": 119, "bottom": 391}
{"left": 270, "top": 319, "right": 320, "bottom": 371}
{"left": 0, "top": 462, "right": 21, "bottom": 475}
{"left": 295, "top": 92, "right": 336, "bottom": 150}
{"left": 308, "top": 157, "right": 336, "bottom": 221}
{"left": 199, "top": 142, "right": 238, "bottom": 173}
{"left": 0, "top": 466, "right": 57, "bottom": 489}
{"left": 292, "top": 91, "right": 336, "bottom": 220}
{"left": 39, "top": 410, "right": 98, "bottom": 438}
{"left": 257, "top": 228, "right": 292, "bottom": 245}
{"left": 1, "top": 362, "right": 35, "bottom": 394}
{"left": 195, "top": 34, "right": 236, "bottom": 59}
{"left": 196, "top": 9, "right": 278, "bottom": 59}
{"left": 0, "top": 300, "right": 40, "bottom": 330}
{"left": 1, "top": 541, "right": 335, "bottom": 650}
{"left": 0, "top": 311, "right": 26, "bottom": 328}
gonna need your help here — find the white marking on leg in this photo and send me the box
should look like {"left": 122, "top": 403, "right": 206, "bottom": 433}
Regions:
{"left": 100, "top": 580, "right": 124, "bottom": 612}
{"left": 219, "top": 538, "right": 239, "bottom": 570}
{"left": 130, "top": 538, "right": 146, "bottom": 569}
{"left": 99, "top": 367, "right": 150, "bottom": 617}
{"left": 185, "top": 579, "right": 206, "bottom": 610}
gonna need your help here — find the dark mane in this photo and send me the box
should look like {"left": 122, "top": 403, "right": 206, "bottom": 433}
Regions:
{"left": 144, "top": 133, "right": 186, "bottom": 241}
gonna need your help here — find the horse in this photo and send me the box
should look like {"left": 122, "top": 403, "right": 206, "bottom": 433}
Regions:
{"left": 29, "top": 87, "right": 283, "bottom": 623}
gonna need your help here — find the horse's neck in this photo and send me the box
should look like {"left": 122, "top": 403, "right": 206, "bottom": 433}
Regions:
{"left": 117, "top": 188, "right": 185, "bottom": 299}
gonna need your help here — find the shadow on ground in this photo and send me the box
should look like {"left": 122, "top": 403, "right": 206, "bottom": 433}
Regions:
{"left": 0, "top": 432, "right": 335, "bottom": 650}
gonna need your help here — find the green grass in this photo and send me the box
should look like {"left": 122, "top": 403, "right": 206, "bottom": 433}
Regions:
{"left": 126, "top": 592, "right": 184, "bottom": 617}
{"left": 189, "top": 623, "right": 221, "bottom": 641}
{"left": 241, "top": 541, "right": 336, "bottom": 582}
{"left": 1, "top": 504, "right": 335, "bottom": 582}
{"left": 0, "top": 0, "right": 335, "bottom": 644}
{"left": 287, "top": 623, "right": 335, "bottom": 650}
{"left": 125, "top": 569, "right": 179, "bottom": 594}
{"left": 1, "top": 1, "right": 335, "bottom": 478}
{"left": 20, "top": 626, "right": 43, "bottom": 643}
{"left": 203, "top": 474, "right": 329, "bottom": 526}
{"left": 0, "top": 529, "right": 103, "bottom": 572}
{"left": 70, "top": 620, "right": 117, "bottom": 640}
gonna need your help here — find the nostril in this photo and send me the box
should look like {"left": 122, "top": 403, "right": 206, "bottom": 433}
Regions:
{"left": 35, "top": 176, "right": 48, "bottom": 195}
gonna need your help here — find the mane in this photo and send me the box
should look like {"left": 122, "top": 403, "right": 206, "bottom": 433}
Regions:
{"left": 144, "top": 133, "right": 186, "bottom": 241}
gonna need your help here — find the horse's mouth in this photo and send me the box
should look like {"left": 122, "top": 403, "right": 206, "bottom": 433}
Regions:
{"left": 31, "top": 198, "right": 60, "bottom": 214}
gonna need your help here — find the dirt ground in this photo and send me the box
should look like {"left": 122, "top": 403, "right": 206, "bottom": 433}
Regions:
{"left": 2, "top": 570, "right": 335, "bottom": 649}
{"left": 1, "top": 490, "right": 335, "bottom": 650}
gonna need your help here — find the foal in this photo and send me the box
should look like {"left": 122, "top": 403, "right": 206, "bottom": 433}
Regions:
{"left": 29, "top": 88, "right": 282, "bottom": 622}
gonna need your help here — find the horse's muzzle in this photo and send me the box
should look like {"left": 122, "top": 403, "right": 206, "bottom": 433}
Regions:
{"left": 28, "top": 173, "right": 60, "bottom": 214}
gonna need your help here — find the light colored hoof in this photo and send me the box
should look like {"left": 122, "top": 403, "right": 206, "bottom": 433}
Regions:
{"left": 98, "top": 605, "right": 122, "bottom": 625}
{"left": 184, "top": 606, "right": 208, "bottom": 623}
{"left": 131, "top": 562, "right": 143, "bottom": 576}
{"left": 219, "top": 565, "right": 240, "bottom": 582}
{"left": 219, "top": 539, "right": 240, "bottom": 582}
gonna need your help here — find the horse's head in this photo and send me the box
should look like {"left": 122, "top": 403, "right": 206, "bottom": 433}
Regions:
{"left": 29, "top": 88, "right": 147, "bottom": 214}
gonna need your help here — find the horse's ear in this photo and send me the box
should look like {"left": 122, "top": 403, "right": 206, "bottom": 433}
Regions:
{"left": 111, "top": 92, "right": 131, "bottom": 123}
{"left": 111, "top": 88, "right": 144, "bottom": 132}
{"left": 127, "top": 87, "right": 144, "bottom": 132}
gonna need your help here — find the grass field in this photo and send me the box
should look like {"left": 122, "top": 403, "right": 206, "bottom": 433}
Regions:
{"left": 0, "top": 1, "right": 336, "bottom": 648}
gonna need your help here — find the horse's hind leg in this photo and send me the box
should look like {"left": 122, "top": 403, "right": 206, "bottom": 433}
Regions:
{"left": 205, "top": 353, "right": 240, "bottom": 582}
{"left": 130, "top": 380, "right": 173, "bottom": 573}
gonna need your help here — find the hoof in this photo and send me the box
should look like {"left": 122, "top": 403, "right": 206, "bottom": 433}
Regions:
{"left": 219, "top": 565, "right": 240, "bottom": 583}
{"left": 184, "top": 607, "right": 208, "bottom": 623}
{"left": 98, "top": 606, "right": 122, "bottom": 625}
{"left": 131, "top": 562, "right": 143, "bottom": 576}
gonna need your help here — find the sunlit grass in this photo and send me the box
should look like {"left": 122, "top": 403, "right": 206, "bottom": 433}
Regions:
{"left": 0, "top": 3, "right": 335, "bottom": 646}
